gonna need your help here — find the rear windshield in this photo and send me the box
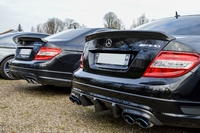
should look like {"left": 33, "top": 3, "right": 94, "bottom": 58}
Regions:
{"left": 135, "top": 16, "right": 200, "bottom": 35}
{"left": 44, "top": 28, "right": 92, "bottom": 40}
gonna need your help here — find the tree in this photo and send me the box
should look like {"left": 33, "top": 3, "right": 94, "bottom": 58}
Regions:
{"left": 117, "top": 19, "right": 125, "bottom": 30}
{"left": 32, "top": 17, "right": 85, "bottom": 34}
{"left": 57, "top": 19, "right": 65, "bottom": 31}
{"left": 130, "top": 14, "right": 149, "bottom": 29}
{"left": 31, "top": 26, "right": 35, "bottom": 32}
{"left": 103, "top": 12, "right": 124, "bottom": 29}
{"left": 64, "top": 18, "right": 75, "bottom": 29}
{"left": 64, "top": 18, "right": 83, "bottom": 29}
{"left": 36, "top": 24, "right": 43, "bottom": 33}
{"left": 17, "top": 24, "right": 23, "bottom": 32}
{"left": 42, "top": 18, "right": 65, "bottom": 34}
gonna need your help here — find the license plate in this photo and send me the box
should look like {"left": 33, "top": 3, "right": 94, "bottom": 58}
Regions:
{"left": 19, "top": 49, "right": 32, "bottom": 57}
{"left": 96, "top": 53, "right": 130, "bottom": 66}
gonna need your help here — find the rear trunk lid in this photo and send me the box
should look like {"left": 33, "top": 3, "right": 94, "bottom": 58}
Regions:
{"left": 82, "top": 31, "right": 175, "bottom": 78}
{"left": 15, "top": 37, "right": 47, "bottom": 61}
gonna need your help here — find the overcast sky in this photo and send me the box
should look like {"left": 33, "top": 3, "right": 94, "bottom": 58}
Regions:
{"left": 0, "top": 0, "right": 199, "bottom": 32}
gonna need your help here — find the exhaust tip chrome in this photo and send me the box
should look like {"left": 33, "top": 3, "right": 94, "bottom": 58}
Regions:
{"left": 69, "top": 96, "right": 74, "bottom": 102}
{"left": 122, "top": 109, "right": 155, "bottom": 128}
{"left": 69, "top": 96, "right": 81, "bottom": 105}
{"left": 122, "top": 114, "right": 136, "bottom": 125}
{"left": 136, "top": 118, "right": 153, "bottom": 129}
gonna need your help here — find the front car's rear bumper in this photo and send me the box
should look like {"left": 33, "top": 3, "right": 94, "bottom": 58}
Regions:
{"left": 10, "top": 65, "right": 72, "bottom": 87}
{"left": 70, "top": 67, "right": 200, "bottom": 128}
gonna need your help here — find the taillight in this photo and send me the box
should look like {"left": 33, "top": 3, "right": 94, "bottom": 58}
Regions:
{"left": 34, "top": 47, "right": 62, "bottom": 60}
{"left": 80, "top": 54, "right": 84, "bottom": 68}
{"left": 143, "top": 51, "right": 200, "bottom": 78}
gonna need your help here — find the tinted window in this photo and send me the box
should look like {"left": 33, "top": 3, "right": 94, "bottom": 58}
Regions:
{"left": 45, "top": 28, "right": 92, "bottom": 40}
{"left": 135, "top": 16, "right": 200, "bottom": 35}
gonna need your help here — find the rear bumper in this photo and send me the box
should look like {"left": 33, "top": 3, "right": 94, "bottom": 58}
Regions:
{"left": 10, "top": 66, "right": 72, "bottom": 87}
{"left": 70, "top": 68, "right": 200, "bottom": 128}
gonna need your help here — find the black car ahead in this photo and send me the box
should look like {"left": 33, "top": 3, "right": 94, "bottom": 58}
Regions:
{"left": 10, "top": 28, "right": 110, "bottom": 87}
{"left": 0, "top": 32, "right": 49, "bottom": 79}
{"left": 69, "top": 15, "right": 200, "bottom": 129}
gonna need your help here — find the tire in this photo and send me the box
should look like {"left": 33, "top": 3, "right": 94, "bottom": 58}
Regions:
{"left": 0, "top": 56, "right": 17, "bottom": 80}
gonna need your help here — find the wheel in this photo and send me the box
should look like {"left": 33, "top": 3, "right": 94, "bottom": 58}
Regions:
{"left": 0, "top": 56, "right": 17, "bottom": 80}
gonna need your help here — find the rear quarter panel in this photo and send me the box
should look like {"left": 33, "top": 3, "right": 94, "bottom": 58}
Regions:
{"left": 0, "top": 44, "right": 16, "bottom": 63}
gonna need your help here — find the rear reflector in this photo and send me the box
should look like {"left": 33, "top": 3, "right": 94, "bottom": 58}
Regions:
{"left": 34, "top": 47, "right": 62, "bottom": 60}
{"left": 143, "top": 51, "right": 200, "bottom": 78}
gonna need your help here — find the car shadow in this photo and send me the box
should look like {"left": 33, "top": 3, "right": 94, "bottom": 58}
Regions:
{"left": 14, "top": 82, "right": 71, "bottom": 96}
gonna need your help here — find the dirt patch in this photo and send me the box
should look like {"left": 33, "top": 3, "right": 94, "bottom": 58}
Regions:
{"left": 0, "top": 78, "right": 198, "bottom": 133}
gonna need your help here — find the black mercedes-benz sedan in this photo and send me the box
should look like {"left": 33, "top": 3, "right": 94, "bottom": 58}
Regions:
{"left": 69, "top": 15, "right": 200, "bottom": 129}
{"left": 0, "top": 32, "right": 49, "bottom": 79}
{"left": 10, "top": 28, "right": 110, "bottom": 87}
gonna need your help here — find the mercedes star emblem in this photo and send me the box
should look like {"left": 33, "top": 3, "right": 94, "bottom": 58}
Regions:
{"left": 105, "top": 38, "right": 112, "bottom": 47}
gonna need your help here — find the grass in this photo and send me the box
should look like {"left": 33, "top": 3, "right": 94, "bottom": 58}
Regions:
{"left": 0, "top": 78, "right": 198, "bottom": 133}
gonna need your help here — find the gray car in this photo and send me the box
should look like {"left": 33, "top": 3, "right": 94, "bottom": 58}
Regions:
{"left": 0, "top": 32, "right": 49, "bottom": 79}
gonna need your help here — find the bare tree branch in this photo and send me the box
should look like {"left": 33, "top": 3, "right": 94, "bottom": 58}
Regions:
{"left": 42, "top": 18, "right": 65, "bottom": 34}
{"left": 103, "top": 12, "right": 125, "bottom": 29}
{"left": 130, "top": 14, "right": 149, "bottom": 29}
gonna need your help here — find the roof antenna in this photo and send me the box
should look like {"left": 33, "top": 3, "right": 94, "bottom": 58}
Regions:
{"left": 175, "top": 11, "right": 180, "bottom": 19}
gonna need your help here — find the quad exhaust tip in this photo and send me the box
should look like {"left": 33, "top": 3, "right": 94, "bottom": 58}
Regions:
{"left": 25, "top": 77, "right": 39, "bottom": 84}
{"left": 69, "top": 96, "right": 81, "bottom": 105}
{"left": 123, "top": 115, "right": 136, "bottom": 125}
{"left": 122, "top": 114, "right": 154, "bottom": 129}
{"left": 136, "top": 117, "right": 153, "bottom": 129}
{"left": 69, "top": 94, "right": 156, "bottom": 129}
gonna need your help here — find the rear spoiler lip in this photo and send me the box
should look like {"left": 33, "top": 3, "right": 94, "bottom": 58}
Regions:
{"left": 86, "top": 30, "right": 175, "bottom": 42}
{"left": 13, "top": 35, "right": 48, "bottom": 43}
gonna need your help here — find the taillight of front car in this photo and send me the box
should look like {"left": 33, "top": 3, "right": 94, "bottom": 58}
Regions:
{"left": 80, "top": 54, "right": 84, "bottom": 68}
{"left": 34, "top": 47, "right": 62, "bottom": 60}
{"left": 143, "top": 51, "right": 200, "bottom": 78}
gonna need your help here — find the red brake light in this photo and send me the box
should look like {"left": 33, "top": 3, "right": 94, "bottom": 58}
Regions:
{"left": 80, "top": 54, "right": 84, "bottom": 68}
{"left": 143, "top": 51, "right": 200, "bottom": 78}
{"left": 34, "top": 47, "right": 62, "bottom": 60}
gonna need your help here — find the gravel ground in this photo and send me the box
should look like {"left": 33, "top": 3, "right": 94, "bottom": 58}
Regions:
{"left": 0, "top": 78, "right": 200, "bottom": 133}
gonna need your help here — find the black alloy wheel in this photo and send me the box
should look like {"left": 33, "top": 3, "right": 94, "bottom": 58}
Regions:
{"left": 0, "top": 56, "right": 17, "bottom": 80}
